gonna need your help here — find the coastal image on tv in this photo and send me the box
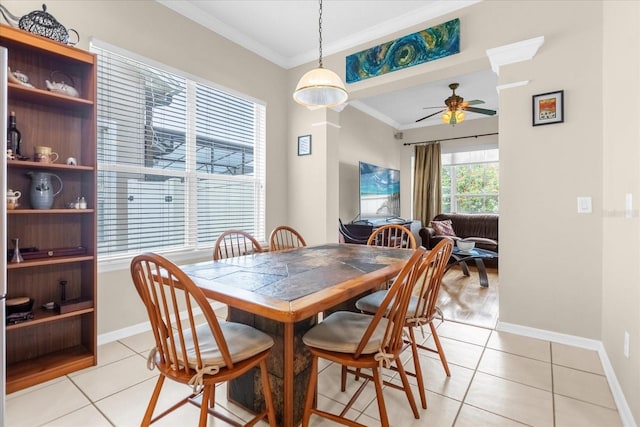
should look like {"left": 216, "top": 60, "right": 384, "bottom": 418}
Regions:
{"left": 359, "top": 161, "right": 400, "bottom": 218}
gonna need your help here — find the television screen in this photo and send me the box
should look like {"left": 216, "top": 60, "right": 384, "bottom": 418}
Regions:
{"left": 359, "top": 161, "right": 400, "bottom": 219}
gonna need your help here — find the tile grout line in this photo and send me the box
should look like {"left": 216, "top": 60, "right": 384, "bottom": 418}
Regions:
{"left": 65, "top": 374, "right": 117, "bottom": 427}
{"left": 449, "top": 325, "right": 492, "bottom": 426}
{"left": 550, "top": 340, "right": 557, "bottom": 427}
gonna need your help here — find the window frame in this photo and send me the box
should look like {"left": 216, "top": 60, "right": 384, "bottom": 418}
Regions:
{"left": 441, "top": 148, "right": 499, "bottom": 214}
{"left": 91, "top": 40, "right": 266, "bottom": 270}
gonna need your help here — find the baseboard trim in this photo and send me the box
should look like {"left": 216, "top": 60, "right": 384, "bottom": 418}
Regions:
{"left": 97, "top": 319, "right": 152, "bottom": 346}
{"left": 497, "top": 321, "right": 637, "bottom": 427}
{"left": 97, "top": 302, "right": 224, "bottom": 346}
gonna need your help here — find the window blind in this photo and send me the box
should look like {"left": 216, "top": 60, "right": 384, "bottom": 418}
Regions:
{"left": 92, "top": 44, "right": 266, "bottom": 258}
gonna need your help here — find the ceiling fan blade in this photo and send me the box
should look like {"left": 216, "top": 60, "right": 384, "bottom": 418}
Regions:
{"left": 464, "top": 106, "right": 496, "bottom": 115}
{"left": 416, "top": 109, "right": 446, "bottom": 122}
{"left": 423, "top": 105, "right": 445, "bottom": 109}
{"left": 464, "top": 99, "right": 485, "bottom": 106}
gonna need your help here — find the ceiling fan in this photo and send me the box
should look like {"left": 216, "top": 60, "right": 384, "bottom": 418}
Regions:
{"left": 416, "top": 82, "right": 496, "bottom": 125}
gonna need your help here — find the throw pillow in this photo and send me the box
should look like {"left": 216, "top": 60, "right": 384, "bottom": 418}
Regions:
{"left": 430, "top": 219, "right": 456, "bottom": 237}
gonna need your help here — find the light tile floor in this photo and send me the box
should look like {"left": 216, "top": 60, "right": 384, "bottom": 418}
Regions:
{"left": 6, "top": 317, "right": 623, "bottom": 426}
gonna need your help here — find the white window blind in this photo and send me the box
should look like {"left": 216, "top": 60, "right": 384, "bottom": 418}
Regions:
{"left": 92, "top": 44, "right": 266, "bottom": 258}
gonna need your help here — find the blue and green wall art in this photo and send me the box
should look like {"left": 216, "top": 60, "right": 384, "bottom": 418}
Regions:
{"left": 346, "top": 18, "right": 460, "bottom": 84}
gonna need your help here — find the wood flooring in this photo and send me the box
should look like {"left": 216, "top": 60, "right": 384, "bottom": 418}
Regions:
{"left": 438, "top": 265, "right": 499, "bottom": 329}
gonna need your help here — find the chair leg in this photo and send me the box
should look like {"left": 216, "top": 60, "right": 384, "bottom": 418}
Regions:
{"left": 429, "top": 321, "right": 451, "bottom": 376}
{"left": 408, "top": 327, "right": 427, "bottom": 409}
{"left": 395, "top": 358, "right": 420, "bottom": 419}
{"left": 302, "top": 356, "right": 319, "bottom": 427}
{"left": 372, "top": 367, "right": 389, "bottom": 427}
{"left": 260, "top": 359, "right": 277, "bottom": 426}
{"left": 142, "top": 375, "right": 165, "bottom": 426}
{"left": 199, "top": 386, "right": 212, "bottom": 427}
{"left": 209, "top": 384, "right": 216, "bottom": 408}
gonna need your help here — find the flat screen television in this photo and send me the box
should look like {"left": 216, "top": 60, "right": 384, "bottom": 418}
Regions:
{"left": 359, "top": 161, "right": 401, "bottom": 219}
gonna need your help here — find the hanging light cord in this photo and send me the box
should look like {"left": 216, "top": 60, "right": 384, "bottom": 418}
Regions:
{"left": 318, "top": 0, "right": 323, "bottom": 68}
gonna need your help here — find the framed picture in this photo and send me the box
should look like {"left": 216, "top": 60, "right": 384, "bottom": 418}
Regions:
{"left": 298, "top": 135, "right": 312, "bottom": 156}
{"left": 532, "top": 90, "right": 564, "bottom": 126}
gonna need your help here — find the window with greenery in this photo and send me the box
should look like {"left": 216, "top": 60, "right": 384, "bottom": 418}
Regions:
{"left": 92, "top": 43, "right": 266, "bottom": 258}
{"left": 441, "top": 149, "right": 498, "bottom": 213}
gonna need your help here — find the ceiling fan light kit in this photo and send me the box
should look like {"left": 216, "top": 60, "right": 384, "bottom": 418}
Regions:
{"left": 442, "top": 109, "right": 465, "bottom": 125}
{"left": 293, "top": 0, "right": 348, "bottom": 109}
{"left": 417, "top": 82, "right": 496, "bottom": 125}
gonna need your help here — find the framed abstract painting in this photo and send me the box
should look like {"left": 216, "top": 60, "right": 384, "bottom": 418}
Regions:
{"left": 532, "top": 90, "right": 564, "bottom": 126}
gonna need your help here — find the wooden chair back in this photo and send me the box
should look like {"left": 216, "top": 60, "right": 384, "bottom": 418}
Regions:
{"left": 268, "top": 225, "right": 307, "bottom": 252}
{"left": 405, "top": 237, "right": 454, "bottom": 408}
{"left": 354, "top": 247, "right": 427, "bottom": 359}
{"left": 130, "top": 253, "right": 234, "bottom": 377}
{"left": 302, "top": 248, "right": 429, "bottom": 425}
{"left": 366, "top": 224, "right": 416, "bottom": 249}
{"left": 408, "top": 238, "right": 454, "bottom": 322}
{"left": 213, "top": 229, "right": 263, "bottom": 261}
{"left": 130, "top": 253, "right": 276, "bottom": 426}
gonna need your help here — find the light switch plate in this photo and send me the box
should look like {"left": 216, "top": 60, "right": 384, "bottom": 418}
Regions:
{"left": 577, "top": 196, "right": 592, "bottom": 214}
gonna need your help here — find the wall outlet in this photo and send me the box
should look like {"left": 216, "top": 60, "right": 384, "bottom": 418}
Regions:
{"left": 624, "top": 331, "right": 630, "bottom": 358}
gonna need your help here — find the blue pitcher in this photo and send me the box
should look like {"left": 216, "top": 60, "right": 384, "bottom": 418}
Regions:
{"left": 27, "top": 171, "right": 63, "bottom": 209}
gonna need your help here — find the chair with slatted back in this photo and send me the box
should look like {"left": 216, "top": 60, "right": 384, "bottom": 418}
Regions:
{"left": 268, "top": 225, "right": 307, "bottom": 252}
{"left": 355, "top": 238, "right": 454, "bottom": 409}
{"left": 130, "top": 253, "right": 276, "bottom": 427}
{"left": 213, "top": 229, "right": 263, "bottom": 261}
{"left": 302, "top": 247, "right": 429, "bottom": 427}
{"left": 367, "top": 224, "right": 416, "bottom": 249}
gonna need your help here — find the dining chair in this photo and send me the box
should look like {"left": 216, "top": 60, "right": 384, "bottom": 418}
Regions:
{"left": 301, "top": 247, "right": 429, "bottom": 427}
{"left": 268, "top": 225, "right": 307, "bottom": 252}
{"left": 367, "top": 223, "right": 416, "bottom": 249}
{"left": 213, "top": 229, "right": 263, "bottom": 261}
{"left": 355, "top": 238, "right": 454, "bottom": 409}
{"left": 130, "top": 253, "right": 276, "bottom": 426}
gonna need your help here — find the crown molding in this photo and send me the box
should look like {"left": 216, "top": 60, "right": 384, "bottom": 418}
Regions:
{"left": 486, "top": 36, "right": 545, "bottom": 75}
{"left": 157, "top": 0, "right": 480, "bottom": 69}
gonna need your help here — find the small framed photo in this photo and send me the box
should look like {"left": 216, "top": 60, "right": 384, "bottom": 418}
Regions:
{"left": 298, "top": 135, "right": 312, "bottom": 156}
{"left": 532, "top": 90, "right": 564, "bottom": 126}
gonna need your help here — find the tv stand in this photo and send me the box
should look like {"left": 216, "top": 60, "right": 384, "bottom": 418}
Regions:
{"left": 364, "top": 217, "right": 412, "bottom": 227}
{"left": 341, "top": 218, "right": 415, "bottom": 245}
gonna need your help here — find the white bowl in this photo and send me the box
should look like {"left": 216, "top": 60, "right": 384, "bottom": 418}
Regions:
{"left": 457, "top": 240, "right": 475, "bottom": 251}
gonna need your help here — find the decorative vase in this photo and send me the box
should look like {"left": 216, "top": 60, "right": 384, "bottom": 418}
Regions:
{"left": 27, "top": 171, "right": 63, "bottom": 209}
{"left": 11, "top": 238, "right": 24, "bottom": 263}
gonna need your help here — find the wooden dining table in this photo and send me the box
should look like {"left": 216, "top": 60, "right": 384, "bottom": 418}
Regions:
{"left": 179, "top": 243, "right": 414, "bottom": 427}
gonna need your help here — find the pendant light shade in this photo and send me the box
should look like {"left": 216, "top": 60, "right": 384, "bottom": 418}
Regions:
{"left": 293, "top": 67, "right": 348, "bottom": 108}
{"left": 293, "top": 0, "right": 348, "bottom": 109}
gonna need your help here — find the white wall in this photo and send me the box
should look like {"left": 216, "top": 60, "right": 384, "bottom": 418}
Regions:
{"left": 337, "top": 106, "right": 403, "bottom": 224}
{"left": 496, "top": 3, "right": 603, "bottom": 337}
{"left": 602, "top": 1, "right": 640, "bottom": 421}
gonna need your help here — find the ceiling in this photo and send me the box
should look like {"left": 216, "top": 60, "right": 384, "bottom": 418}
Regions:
{"left": 157, "top": 0, "right": 497, "bottom": 130}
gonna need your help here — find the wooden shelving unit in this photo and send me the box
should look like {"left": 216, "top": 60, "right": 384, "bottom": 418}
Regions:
{"left": 2, "top": 24, "right": 97, "bottom": 393}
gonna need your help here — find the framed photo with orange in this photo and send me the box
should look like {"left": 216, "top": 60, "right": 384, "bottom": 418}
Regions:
{"left": 532, "top": 90, "right": 564, "bottom": 126}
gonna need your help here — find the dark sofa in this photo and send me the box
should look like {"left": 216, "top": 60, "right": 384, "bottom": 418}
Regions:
{"left": 419, "top": 213, "right": 499, "bottom": 254}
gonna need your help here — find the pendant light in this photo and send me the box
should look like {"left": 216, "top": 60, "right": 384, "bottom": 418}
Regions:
{"left": 293, "top": 0, "right": 348, "bottom": 108}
